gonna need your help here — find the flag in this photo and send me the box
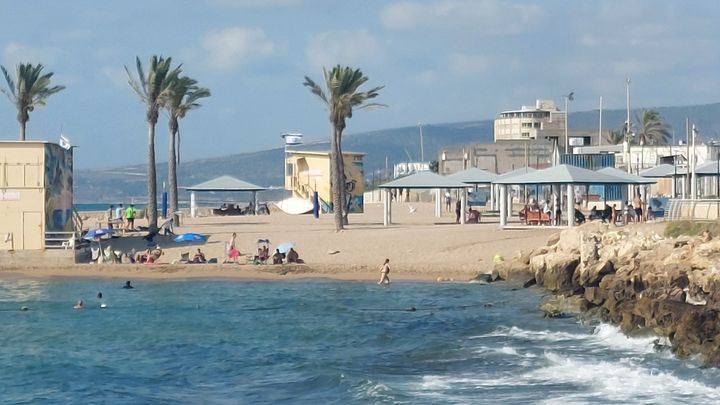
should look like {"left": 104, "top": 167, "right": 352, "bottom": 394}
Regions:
{"left": 282, "top": 133, "right": 303, "bottom": 146}
{"left": 59, "top": 134, "right": 71, "bottom": 150}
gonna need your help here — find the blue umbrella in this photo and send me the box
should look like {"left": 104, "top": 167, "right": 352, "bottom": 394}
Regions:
{"left": 173, "top": 233, "right": 209, "bottom": 243}
{"left": 257, "top": 238, "right": 270, "bottom": 244}
{"left": 276, "top": 241, "right": 295, "bottom": 254}
{"left": 83, "top": 228, "right": 113, "bottom": 241}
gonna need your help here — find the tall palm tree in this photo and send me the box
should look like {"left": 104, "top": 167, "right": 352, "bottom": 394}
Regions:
{"left": 0, "top": 63, "right": 65, "bottom": 141}
{"left": 635, "top": 109, "right": 671, "bottom": 146}
{"left": 125, "top": 56, "right": 182, "bottom": 229}
{"left": 164, "top": 76, "right": 210, "bottom": 226}
{"left": 304, "top": 65, "right": 384, "bottom": 231}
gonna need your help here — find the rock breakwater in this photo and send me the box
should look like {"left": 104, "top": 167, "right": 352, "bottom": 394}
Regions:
{"left": 490, "top": 222, "right": 720, "bottom": 365}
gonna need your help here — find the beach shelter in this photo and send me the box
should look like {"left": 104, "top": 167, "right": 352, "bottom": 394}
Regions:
{"left": 640, "top": 164, "right": 680, "bottom": 178}
{"left": 489, "top": 167, "right": 537, "bottom": 211}
{"left": 448, "top": 168, "right": 499, "bottom": 207}
{"left": 378, "top": 171, "right": 469, "bottom": 226}
{"left": 492, "top": 164, "right": 636, "bottom": 227}
{"left": 597, "top": 167, "right": 656, "bottom": 185}
{"left": 186, "top": 176, "right": 267, "bottom": 217}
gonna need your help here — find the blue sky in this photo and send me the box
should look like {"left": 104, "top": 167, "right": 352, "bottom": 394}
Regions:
{"left": 1, "top": 0, "right": 719, "bottom": 168}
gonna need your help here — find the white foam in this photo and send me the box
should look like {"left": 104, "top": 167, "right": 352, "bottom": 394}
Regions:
{"left": 471, "top": 326, "right": 587, "bottom": 342}
{"left": 353, "top": 379, "right": 394, "bottom": 402}
{"left": 474, "top": 345, "right": 537, "bottom": 358}
{"left": 587, "top": 323, "right": 659, "bottom": 354}
{"left": 524, "top": 352, "right": 720, "bottom": 402}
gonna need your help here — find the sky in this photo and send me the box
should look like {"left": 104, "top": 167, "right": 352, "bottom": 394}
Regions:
{"left": 0, "top": 0, "right": 719, "bottom": 169}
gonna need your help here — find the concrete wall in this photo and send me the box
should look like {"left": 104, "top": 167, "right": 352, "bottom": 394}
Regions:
{"left": 0, "top": 142, "right": 46, "bottom": 250}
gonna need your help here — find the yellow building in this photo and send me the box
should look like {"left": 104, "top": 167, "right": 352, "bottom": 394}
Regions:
{"left": 285, "top": 150, "right": 365, "bottom": 213}
{"left": 0, "top": 141, "right": 76, "bottom": 257}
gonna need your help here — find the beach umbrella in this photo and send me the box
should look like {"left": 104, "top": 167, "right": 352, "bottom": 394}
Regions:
{"left": 173, "top": 233, "right": 209, "bottom": 243}
{"left": 276, "top": 241, "right": 295, "bottom": 254}
{"left": 83, "top": 227, "right": 113, "bottom": 240}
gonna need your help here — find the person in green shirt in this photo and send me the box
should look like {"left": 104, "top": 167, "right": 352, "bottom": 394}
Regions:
{"left": 125, "top": 204, "right": 136, "bottom": 230}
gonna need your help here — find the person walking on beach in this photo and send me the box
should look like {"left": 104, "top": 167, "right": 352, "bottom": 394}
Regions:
{"left": 445, "top": 191, "right": 452, "bottom": 213}
{"left": 455, "top": 200, "right": 461, "bottom": 224}
{"left": 378, "top": 258, "right": 391, "bottom": 285}
{"left": 633, "top": 194, "right": 643, "bottom": 223}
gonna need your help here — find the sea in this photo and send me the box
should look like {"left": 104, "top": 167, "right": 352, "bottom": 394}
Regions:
{"left": 1, "top": 278, "right": 719, "bottom": 404}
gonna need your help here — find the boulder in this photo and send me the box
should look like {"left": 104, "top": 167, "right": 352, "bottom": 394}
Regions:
{"left": 493, "top": 259, "right": 535, "bottom": 287}
{"left": 577, "top": 259, "right": 614, "bottom": 287}
{"left": 546, "top": 232, "right": 561, "bottom": 247}
{"left": 584, "top": 286, "right": 604, "bottom": 305}
{"left": 535, "top": 252, "right": 580, "bottom": 294}
{"left": 557, "top": 228, "right": 582, "bottom": 254}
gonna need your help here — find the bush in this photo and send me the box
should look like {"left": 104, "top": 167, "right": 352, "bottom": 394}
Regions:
{"left": 664, "top": 220, "right": 720, "bottom": 238}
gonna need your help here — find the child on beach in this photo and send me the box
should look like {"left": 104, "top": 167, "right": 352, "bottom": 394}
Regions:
{"left": 226, "top": 233, "right": 240, "bottom": 263}
{"left": 378, "top": 258, "right": 391, "bottom": 285}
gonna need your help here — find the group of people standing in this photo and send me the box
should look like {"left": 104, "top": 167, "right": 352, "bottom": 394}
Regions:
{"left": 225, "top": 233, "right": 303, "bottom": 265}
{"left": 108, "top": 203, "right": 136, "bottom": 230}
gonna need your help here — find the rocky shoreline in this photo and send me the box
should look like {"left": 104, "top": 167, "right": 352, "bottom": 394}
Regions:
{"left": 487, "top": 221, "right": 720, "bottom": 366}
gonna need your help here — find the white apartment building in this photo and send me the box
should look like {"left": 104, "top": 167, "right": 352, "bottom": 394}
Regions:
{"left": 494, "top": 99, "right": 566, "bottom": 143}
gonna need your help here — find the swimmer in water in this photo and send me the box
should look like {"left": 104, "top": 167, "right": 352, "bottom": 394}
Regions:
{"left": 97, "top": 292, "right": 103, "bottom": 299}
{"left": 73, "top": 300, "right": 84, "bottom": 309}
{"left": 122, "top": 280, "right": 134, "bottom": 289}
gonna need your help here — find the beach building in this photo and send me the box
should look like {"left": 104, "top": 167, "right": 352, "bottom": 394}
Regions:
{"left": 284, "top": 150, "right": 366, "bottom": 213}
{"left": 438, "top": 140, "right": 555, "bottom": 176}
{"left": 494, "top": 99, "right": 599, "bottom": 152}
{"left": 0, "top": 141, "right": 78, "bottom": 262}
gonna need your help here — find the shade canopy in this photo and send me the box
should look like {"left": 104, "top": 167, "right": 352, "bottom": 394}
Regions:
{"left": 596, "top": 167, "right": 656, "bottom": 185}
{"left": 694, "top": 160, "right": 720, "bottom": 176}
{"left": 639, "top": 164, "right": 679, "bottom": 178}
{"left": 493, "top": 164, "right": 633, "bottom": 185}
{"left": 447, "top": 167, "right": 498, "bottom": 184}
{"left": 379, "top": 171, "right": 468, "bottom": 189}
{"left": 494, "top": 167, "right": 537, "bottom": 182}
{"left": 186, "top": 175, "right": 266, "bottom": 192}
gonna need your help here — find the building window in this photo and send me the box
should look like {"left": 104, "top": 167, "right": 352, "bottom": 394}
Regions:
{"left": 534, "top": 122, "right": 541, "bottom": 128}
{"left": 521, "top": 132, "right": 530, "bottom": 138}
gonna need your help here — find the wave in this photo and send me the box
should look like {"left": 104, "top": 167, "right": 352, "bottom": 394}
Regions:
{"left": 528, "top": 352, "right": 720, "bottom": 403}
{"left": 471, "top": 326, "right": 587, "bottom": 342}
{"left": 352, "top": 379, "right": 395, "bottom": 402}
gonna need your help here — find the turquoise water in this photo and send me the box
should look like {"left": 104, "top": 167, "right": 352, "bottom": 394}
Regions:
{"left": 1, "top": 279, "right": 719, "bottom": 404}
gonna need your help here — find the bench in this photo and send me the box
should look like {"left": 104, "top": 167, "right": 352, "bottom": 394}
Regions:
{"left": 523, "top": 210, "right": 551, "bottom": 225}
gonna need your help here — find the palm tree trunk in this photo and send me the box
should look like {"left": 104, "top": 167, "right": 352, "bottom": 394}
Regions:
{"left": 337, "top": 134, "right": 349, "bottom": 225}
{"left": 330, "top": 125, "right": 344, "bottom": 231}
{"left": 168, "top": 120, "right": 180, "bottom": 226}
{"left": 147, "top": 122, "right": 158, "bottom": 228}
{"left": 19, "top": 119, "right": 26, "bottom": 141}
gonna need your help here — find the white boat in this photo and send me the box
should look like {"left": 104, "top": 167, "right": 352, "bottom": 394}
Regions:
{"left": 275, "top": 197, "right": 314, "bottom": 215}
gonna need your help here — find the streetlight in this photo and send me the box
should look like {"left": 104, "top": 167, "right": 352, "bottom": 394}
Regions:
{"left": 418, "top": 122, "right": 425, "bottom": 162}
{"left": 625, "top": 78, "right": 631, "bottom": 173}
{"left": 564, "top": 91, "right": 574, "bottom": 153}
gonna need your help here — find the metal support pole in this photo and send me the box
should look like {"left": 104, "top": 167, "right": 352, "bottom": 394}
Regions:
{"left": 567, "top": 184, "right": 574, "bottom": 227}
{"left": 460, "top": 188, "right": 466, "bottom": 225}
{"left": 190, "top": 191, "right": 197, "bottom": 218}
{"left": 499, "top": 185, "right": 507, "bottom": 227}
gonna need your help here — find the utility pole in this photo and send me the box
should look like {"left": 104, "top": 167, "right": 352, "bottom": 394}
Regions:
{"left": 564, "top": 92, "right": 574, "bottom": 153}
{"left": 691, "top": 124, "right": 698, "bottom": 200}
{"left": 625, "top": 78, "right": 631, "bottom": 173}
{"left": 598, "top": 96, "right": 603, "bottom": 146}
{"left": 418, "top": 122, "right": 425, "bottom": 162}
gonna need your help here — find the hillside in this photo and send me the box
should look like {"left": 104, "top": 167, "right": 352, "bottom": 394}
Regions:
{"left": 74, "top": 102, "right": 720, "bottom": 203}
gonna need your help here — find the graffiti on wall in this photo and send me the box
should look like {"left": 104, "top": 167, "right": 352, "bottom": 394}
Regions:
{"left": 45, "top": 144, "right": 74, "bottom": 232}
{"left": 344, "top": 159, "right": 364, "bottom": 213}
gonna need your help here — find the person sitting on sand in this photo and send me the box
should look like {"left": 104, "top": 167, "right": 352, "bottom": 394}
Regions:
{"left": 466, "top": 208, "right": 481, "bottom": 223}
{"left": 134, "top": 248, "right": 151, "bottom": 264}
{"left": 73, "top": 299, "right": 84, "bottom": 309}
{"left": 378, "top": 258, "right": 391, "bottom": 285}
{"left": 193, "top": 248, "right": 206, "bottom": 263}
{"left": 254, "top": 246, "right": 269, "bottom": 264}
{"left": 272, "top": 249, "right": 284, "bottom": 265}
{"left": 145, "top": 247, "right": 163, "bottom": 264}
{"left": 123, "top": 280, "right": 134, "bottom": 289}
{"left": 286, "top": 247, "right": 303, "bottom": 264}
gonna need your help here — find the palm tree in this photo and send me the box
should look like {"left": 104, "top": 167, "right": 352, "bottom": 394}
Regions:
{"left": 303, "top": 65, "right": 384, "bottom": 231}
{"left": 125, "top": 56, "right": 182, "bottom": 229}
{"left": 164, "top": 76, "right": 210, "bottom": 226}
{"left": 604, "top": 129, "right": 625, "bottom": 145}
{"left": 635, "top": 109, "right": 671, "bottom": 146}
{"left": 0, "top": 63, "right": 65, "bottom": 141}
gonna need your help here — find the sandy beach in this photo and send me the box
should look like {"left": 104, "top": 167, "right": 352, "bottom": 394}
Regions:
{"left": 1, "top": 202, "right": 559, "bottom": 282}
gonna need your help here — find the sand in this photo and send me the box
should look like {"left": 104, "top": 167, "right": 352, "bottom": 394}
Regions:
{"left": 1, "top": 202, "right": 559, "bottom": 282}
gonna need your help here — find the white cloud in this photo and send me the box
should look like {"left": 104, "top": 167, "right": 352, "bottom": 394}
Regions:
{"left": 305, "top": 30, "right": 383, "bottom": 69}
{"left": 201, "top": 27, "right": 275, "bottom": 71}
{"left": 381, "top": 0, "right": 544, "bottom": 35}
{"left": 448, "top": 53, "right": 494, "bottom": 77}
{"left": 2, "top": 42, "right": 63, "bottom": 66}
{"left": 98, "top": 66, "right": 128, "bottom": 89}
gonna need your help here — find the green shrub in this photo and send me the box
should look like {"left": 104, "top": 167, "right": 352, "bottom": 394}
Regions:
{"left": 664, "top": 220, "right": 720, "bottom": 238}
